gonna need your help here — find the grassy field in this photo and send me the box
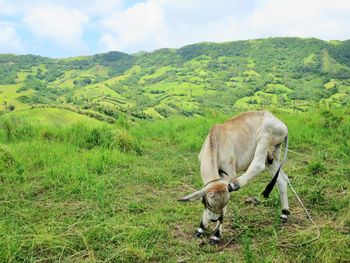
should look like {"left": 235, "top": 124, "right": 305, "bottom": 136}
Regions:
{"left": 0, "top": 108, "right": 349, "bottom": 262}
{"left": 0, "top": 108, "right": 105, "bottom": 126}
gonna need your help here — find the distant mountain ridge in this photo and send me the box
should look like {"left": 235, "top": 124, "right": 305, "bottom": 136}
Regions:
{"left": 1, "top": 37, "right": 349, "bottom": 121}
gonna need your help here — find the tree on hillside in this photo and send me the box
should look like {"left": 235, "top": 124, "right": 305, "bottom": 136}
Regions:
{"left": 3, "top": 101, "right": 7, "bottom": 112}
{"left": 8, "top": 105, "right": 15, "bottom": 111}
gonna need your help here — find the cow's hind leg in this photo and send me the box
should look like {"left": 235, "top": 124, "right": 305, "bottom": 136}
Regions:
{"left": 266, "top": 147, "right": 290, "bottom": 221}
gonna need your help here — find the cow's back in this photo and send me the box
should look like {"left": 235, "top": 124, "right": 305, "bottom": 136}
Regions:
{"left": 216, "top": 111, "right": 265, "bottom": 172}
{"left": 199, "top": 110, "right": 287, "bottom": 177}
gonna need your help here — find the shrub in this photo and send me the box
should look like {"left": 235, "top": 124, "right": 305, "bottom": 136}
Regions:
{"left": 40, "top": 130, "right": 56, "bottom": 141}
{"left": 0, "top": 145, "right": 15, "bottom": 169}
{"left": 0, "top": 118, "right": 17, "bottom": 141}
{"left": 8, "top": 105, "right": 15, "bottom": 111}
{"left": 15, "top": 163, "right": 25, "bottom": 175}
{"left": 309, "top": 188, "right": 325, "bottom": 205}
{"left": 308, "top": 160, "right": 326, "bottom": 175}
{"left": 86, "top": 127, "right": 117, "bottom": 149}
{"left": 0, "top": 117, "right": 39, "bottom": 142}
{"left": 320, "top": 110, "right": 343, "bottom": 129}
{"left": 86, "top": 128, "right": 104, "bottom": 149}
{"left": 116, "top": 130, "right": 142, "bottom": 155}
{"left": 87, "top": 151, "right": 115, "bottom": 175}
{"left": 116, "top": 115, "right": 131, "bottom": 130}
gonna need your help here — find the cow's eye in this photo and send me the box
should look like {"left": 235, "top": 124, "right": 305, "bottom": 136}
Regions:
{"left": 208, "top": 192, "right": 215, "bottom": 198}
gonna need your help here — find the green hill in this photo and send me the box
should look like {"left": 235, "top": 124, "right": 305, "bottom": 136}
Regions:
{"left": 1, "top": 37, "right": 350, "bottom": 121}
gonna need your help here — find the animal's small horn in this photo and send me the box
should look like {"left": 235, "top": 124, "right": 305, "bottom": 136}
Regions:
{"left": 178, "top": 189, "right": 206, "bottom": 202}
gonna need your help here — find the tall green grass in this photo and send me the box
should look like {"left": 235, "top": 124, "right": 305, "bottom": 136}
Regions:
{"left": 0, "top": 109, "right": 349, "bottom": 262}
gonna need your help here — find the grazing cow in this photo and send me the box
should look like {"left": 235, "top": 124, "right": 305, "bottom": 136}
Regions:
{"left": 179, "top": 110, "right": 290, "bottom": 244}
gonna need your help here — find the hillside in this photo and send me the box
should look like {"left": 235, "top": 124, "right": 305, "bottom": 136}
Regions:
{"left": 1, "top": 37, "right": 350, "bottom": 121}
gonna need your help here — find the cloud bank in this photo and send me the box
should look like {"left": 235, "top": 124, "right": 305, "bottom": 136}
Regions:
{"left": 0, "top": 0, "right": 349, "bottom": 57}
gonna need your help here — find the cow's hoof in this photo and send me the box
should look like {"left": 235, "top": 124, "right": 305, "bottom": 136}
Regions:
{"left": 280, "top": 209, "right": 290, "bottom": 222}
{"left": 209, "top": 236, "right": 220, "bottom": 245}
{"left": 228, "top": 182, "right": 240, "bottom": 192}
{"left": 194, "top": 227, "right": 205, "bottom": 238}
{"left": 280, "top": 214, "right": 288, "bottom": 222}
{"left": 194, "top": 231, "right": 203, "bottom": 238}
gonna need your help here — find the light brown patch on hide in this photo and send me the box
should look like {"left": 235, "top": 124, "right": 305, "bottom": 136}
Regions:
{"left": 207, "top": 183, "right": 227, "bottom": 193}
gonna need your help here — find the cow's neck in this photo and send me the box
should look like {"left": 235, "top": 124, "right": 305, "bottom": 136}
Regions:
{"left": 200, "top": 157, "right": 221, "bottom": 185}
{"left": 201, "top": 171, "right": 221, "bottom": 186}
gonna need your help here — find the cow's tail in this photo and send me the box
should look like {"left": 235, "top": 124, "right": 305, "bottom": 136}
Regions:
{"left": 262, "top": 134, "right": 288, "bottom": 198}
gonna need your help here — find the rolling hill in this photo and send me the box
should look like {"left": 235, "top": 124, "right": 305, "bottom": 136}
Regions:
{"left": 1, "top": 37, "right": 350, "bottom": 122}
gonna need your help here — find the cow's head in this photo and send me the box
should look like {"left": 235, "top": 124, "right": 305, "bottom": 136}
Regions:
{"left": 178, "top": 181, "right": 230, "bottom": 220}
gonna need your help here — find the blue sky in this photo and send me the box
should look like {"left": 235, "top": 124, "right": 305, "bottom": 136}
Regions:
{"left": 1, "top": 0, "right": 350, "bottom": 58}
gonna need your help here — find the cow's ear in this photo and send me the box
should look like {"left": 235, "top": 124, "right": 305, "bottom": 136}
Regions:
{"left": 178, "top": 189, "right": 206, "bottom": 202}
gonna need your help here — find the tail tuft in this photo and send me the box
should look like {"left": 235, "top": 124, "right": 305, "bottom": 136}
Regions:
{"left": 262, "top": 135, "right": 288, "bottom": 198}
{"left": 262, "top": 165, "right": 281, "bottom": 198}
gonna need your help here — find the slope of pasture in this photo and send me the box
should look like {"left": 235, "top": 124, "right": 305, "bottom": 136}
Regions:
{"left": 0, "top": 108, "right": 105, "bottom": 126}
{"left": 48, "top": 70, "right": 85, "bottom": 90}
{"left": 0, "top": 84, "right": 33, "bottom": 111}
{"left": 69, "top": 66, "right": 140, "bottom": 111}
{"left": 0, "top": 109, "right": 349, "bottom": 262}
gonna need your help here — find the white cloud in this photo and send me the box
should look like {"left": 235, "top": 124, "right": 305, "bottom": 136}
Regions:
{"left": 155, "top": 0, "right": 350, "bottom": 46}
{"left": 99, "top": 1, "right": 168, "bottom": 52}
{"left": 98, "top": 0, "right": 247, "bottom": 52}
{"left": 1, "top": 0, "right": 350, "bottom": 56}
{"left": 23, "top": 4, "right": 89, "bottom": 48}
{"left": 0, "top": 0, "right": 123, "bottom": 17}
{"left": 0, "top": 25, "right": 23, "bottom": 53}
{"left": 96, "top": 0, "right": 350, "bottom": 53}
{"left": 0, "top": 0, "right": 15, "bottom": 15}
{"left": 247, "top": 0, "right": 350, "bottom": 40}
{"left": 83, "top": 0, "right": 123, "bottom": 16}
{"left": 99, "top": 33, "right": 119, "bottom": 50}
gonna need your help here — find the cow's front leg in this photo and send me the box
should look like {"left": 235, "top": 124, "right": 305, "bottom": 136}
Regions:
{"left": 209, "top": 221, "right": 222, "bottom": 245}
{"left": 194, "top": 210, "right": 209, "bottom": 238}
{"left": 194, "top": 220, "right": 207, "bottom": 238}
{"left": 237, "top": 159, "right": 266, "bottom": 187}
{"left": 219, "top": 165, "right": 240, "bottom": 192}
{"left": 208, "top": 206, "right": 225, "bottom": 245}
{"left": 236, "top": 138, "right": 270, "bottom": 187}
